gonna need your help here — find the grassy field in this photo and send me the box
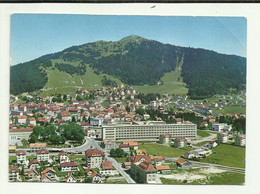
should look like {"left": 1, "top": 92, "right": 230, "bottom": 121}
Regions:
{"left": 161, "top": 172, "right": 244, "bottom": 185}
{"left": 197, "top": 130, "right": 210, "bottom": 137}
{"left": 134, "top": 69, "right": 188, "bottom": 96}
{"left": 105, "top": 178, "right": 128, "bottom": 184}
{"left": 138, "top": 143, "right": 191, "bottom": 158}
{"left": 114, "top": 157, "right": 127, "bottom": 163}
{"left": 200, "top": 144, "right": 245, "bottom": 168}
{"left": 194, "top": 141, "right": 209, "bottom": 147}
{"left": 211, "top": 105, "right": 246, "bottom": 115}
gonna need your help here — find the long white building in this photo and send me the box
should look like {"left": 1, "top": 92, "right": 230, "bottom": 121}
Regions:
{"left": 102, "top": 121, "right": 197, "bottom": 141}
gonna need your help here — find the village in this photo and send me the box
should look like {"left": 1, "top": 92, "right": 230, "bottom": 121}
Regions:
{"left": 9, "top": 85, "right": 246, "bottom": 184}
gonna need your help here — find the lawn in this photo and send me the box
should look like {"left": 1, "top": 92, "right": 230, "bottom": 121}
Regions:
{"left": 200, "top": 144, "right": 245, "bottom": 168}
{"left": 160, "top": 172, "right": 244, "bottom": 185}
{"left": 138, "top": 144, "right": 190, "bottom": 158}
{"left": 194, "top": 141, "right": 209, "bottom": 147}
{"left": 211, "top": 105, "right": 246, "bottom": 115}
{"left": 105, "top": 178, "right": 128, "bottom": 184}
{"left": 197, "top": 130, "right": 210, "bottom": 137}
{"left": 114, "top": 157, "right": 127, "bottom": 163}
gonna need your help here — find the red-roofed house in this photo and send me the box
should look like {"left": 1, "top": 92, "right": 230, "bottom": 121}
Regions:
{"left": 155, "top": 165, "right": 171, "bottom": 174}
{"left": 9, "top": 128, "right": 33, "bottom": 141}
{"left": 24, "top": 168, "right": 39, "bottom": 181}
{"left": 85, "top": 149, "right": 105, "bottom": 168}
{"left": 16, "top": 150, "right": 26, "bottom": 164}
{"left": 99, "top": 161, "right": 119, "bottom": 176}
{"left": 59, "top": 151, "right": 70, "bottom": 163}
{"left": 9, "top": 166, "right": 20, "bottom": 182}
{"left": 130, "top": 155, "right": 159, "bottom": 183}
{"left": 57, "top": 111, "right": 72, "bottom": 121}
{"left": 65, "top": 173, "right": 76, "bottom": 183}
{"left": 36, "top": 149, "right": 49, "bottom": 162}
{"left": 174, "top": 137, "right": 187, "bottom": 148}
{"left": 29, "top": 159, "right": 41, "bottom": 169}
{"left": 41, "top": 168, "right": 56, "bottom": 179}
{"left": 159, "top": 134, "right": 172, "bottom": 144}
{"left": 60, "top": 162, "right": 78, "bottom": 172}
{"left": 90, "top": 172, "right": 102, "bottom": 183}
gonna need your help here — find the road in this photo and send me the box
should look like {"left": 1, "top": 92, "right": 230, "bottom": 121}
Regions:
{"left": 191, "top": 132, "right": 217, "bottom": 145}
{"left": 87, "top": 138, "right": 136, "bottom": 184}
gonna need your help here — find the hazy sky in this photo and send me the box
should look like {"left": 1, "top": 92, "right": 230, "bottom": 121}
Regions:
{"left": 11, "top": 14, "right": 246, "bottom": 65}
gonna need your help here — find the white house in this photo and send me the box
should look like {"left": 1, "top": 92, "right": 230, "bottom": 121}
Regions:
{"left": 36, "top": 149, "right": 50, "bottom": 162}
{"left": 65, "top": 173, "right": 77, "bottom": 183}
{"left": 16, "top": 150, "right": 27, "bottom": 165}
{"left": 217, "top": 133, "right": 228, "bottom": 143}
{"left": 235, "top": 135, "right": 246, "bottom": 147}
{"left": 59, "top": 151, "right": 70, "bottom": 163}
{"left": 60, "top": 162, "right": 78, "bottom": 172}
{"left": 99, "top": 161, "right": 119, "bottom": 176}
{"left": 9, "top": 166, "right": 20, "bottom": 182}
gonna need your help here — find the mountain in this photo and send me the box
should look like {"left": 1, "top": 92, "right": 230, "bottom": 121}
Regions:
{"left": 10, "top": 35, "right": 246, "bottom": 99}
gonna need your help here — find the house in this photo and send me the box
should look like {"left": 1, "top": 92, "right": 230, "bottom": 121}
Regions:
{"left": 212, "top": 123, "right": 231, "bottom": 132}
{"left": 119, "top": 144, "right": 130, "bottom": 152}
{"left": 30, "top": 143, "right": 47, "bottom": 152}
{"left": 12, "top": 115, "right": 28, "bottom": 124}
{"left": 208, "top": 141, "right": 218, "bottom": 148}
{"left": 41, "top": 168, "right": 56, "bottom": 179}
{"left": 143, "top": 114, "right": 150, "bottom": 120}
{"left": 155, "top": 165, "right": 171, "bottom": 174}
{"left": 122, "top": 141, "right": 138, "bottom": 150}
{"left": 59, "top": 151, "right": 70, "bottom": 163}
{"left": 175, "top": 158, "right": 192, "bottom": 169}
{"left": 16, "top": 150, "right": 26, "bottom": 164}
{"left": 57, "top": 111, "right": 72, "bottom": 121}
{"left": 26, "top": 117, "right": 36, "bottom": 126}
{"left": 130, "top": 155, "right": 159, "bottom": 184}
{"left": 36, "top": 149, "right": 49, "bottom": 162}
{"left": 217, "top": 133, "right": 228, "bottom": 143}
{"left": 195, "top": 105, "right": 212, "bottom": 114}
{"left": 60, "top": 162, "right": 78, "bottom": 172}
{"left": 9, "top": 166, "right": 20, "bottom": 182}
{"left": 90, "top": 172, "right": 102, "bottom": 183}
{"left": 235, "top": 135, "right": 246, "bottom": 147}
{"left": 40, "top": 174, "right": 52, "bottom": 182}
{"left": 123, "top": 162, "right": 131, "bottom": 169}
{"left": 85, "top": 168, "right": 94, "bottom": 176}
{"left": 99, "top": 161, "right": 119, "bottom": 176}
{"left": 9, "top": 128, "right": 33, "bottom": 141}
{"left": 85, "top": 149, "right": 105, "bottom": 168}
{"left": 101, "top": 139, "right": 118, "bottom": 150}
{"left": 24, "top": 168, "right": 39, "bottom": 181}
{"left": 29, "top": 159, "right": 41, "bottom": 169}
{"left": 159, "top": 134, "right": 172, "bottom": 144}
{"left": 135, "top": 149, "right": 147, "bottom": 156}
{"left": 65, "top": 173, "right": 77, "bottom": 183}
{"left": 150, "top": 156, "right": 165, "bottom": 166}
{"left": 174, "top": 137, "right": 187, "bottom": 148}
{"left": 200, "top": 121, "right": 208, "bottom": 128}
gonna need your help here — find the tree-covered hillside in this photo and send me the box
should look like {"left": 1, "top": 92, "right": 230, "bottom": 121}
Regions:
{"left": 10, "top": 59, "right": 51, "bottom": 95}
{"left": 10, "top": 35, "right": 246, "bottom": 98}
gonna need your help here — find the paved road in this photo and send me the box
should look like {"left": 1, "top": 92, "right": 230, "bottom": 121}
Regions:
{"left": 191, "top": 132, "right": 217, "bottom": 145}
{"left": 87, "top": 138, "right": 136, "bottom": 184}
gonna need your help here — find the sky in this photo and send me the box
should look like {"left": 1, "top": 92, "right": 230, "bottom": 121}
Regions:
{"left": 11, "top": 14, "right": 246, "bottom": 65}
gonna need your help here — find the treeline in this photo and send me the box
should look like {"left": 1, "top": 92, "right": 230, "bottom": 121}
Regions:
{"left": 10, "top": 59, "right": 51, "bottom": 95}
{"left": 55, "top": 62, "right": 86, "bottom": 76}
{"left": 216, "top": 116, "right": 246, "bottom": 134}
{"left": 181, "top": 48, "right": 246, "bottom": 99}
{"left": 101, "top": 76, "right": 118, "bottom": 87}
{"left": 135, "top": 93, "right": 161, "bottom": 104}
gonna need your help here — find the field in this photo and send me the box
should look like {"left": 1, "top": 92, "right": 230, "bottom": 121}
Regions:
{"left": 194, "top": 141, "right": 209, "bottom": 147}
{"left": 134, "top": 66, "right": 188, "bottom": 95}
{"left": 138, "top": 143, "right": 191, "bottom": 158}
{"left": 114, "top": 157, "right": 127, "bottom": 163}
{"left": 197, "top": 130, "right": 210, "bottom": 137}
{"left": 211, "top": 105, "right": 246, "bottom": 115}
{"left": 199, "top": 144, "right": 245, "bottom": 168}
{"left": 104, "top": 178, "right": 128, "bottom": 184}
{"left": 160, "top": 171, "right": 244, "bottom": 185}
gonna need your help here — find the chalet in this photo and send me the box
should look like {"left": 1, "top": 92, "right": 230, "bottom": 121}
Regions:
{"left": 155, "top": 165, "right": 171, "bottom": 174}
{"left": 9, "top": 166, "right": 20, "bottom": 182}
{"left": 29, "top": 159, "right": 41, "bottom": 169}
{"left": 24, "top": 168, "right": 39, "bottom": 181}
{"left": 195, "top": 105, "right": 212, "bottom": 114}
{"left": 175, "top": 158, "right": 192, "bottom": 169}
{"left": 99, "top": 161, "right": 119, "bottom": 176}
{"left": 40, "top": 174, "right": 52, "bottom": 182}
{"left": 159, "top": 134, "right": 172, "bottom": 144}
{"left": 41, "top": 168, "right": 56, "bottom": 179}
{"left": 122, "top": 141, "right": 138, "bottom": 150}
{"left": 123, "top": 162, "right": 131, "bottom": 169}
{"left": 60, "top": 162, "right": 78, "bottom": 172}
{"left": 36, "top": 149, "right": 49, "bottom": 162}
{"left": 85, "top": 149, "right": 105, "bottom": 168}
{"left": 85, "top": 168, "right": 94, "bottom": 176}
{"left": 90, "top": 172, "right": 102, "bottom": 183}
{"left": 16, "top": 150, "right": 26, "bottom": 164}
{"left": 59, "top": 151, "right": 70, "bottom": 163}
{"left": 150, "top": 156, "right": 165, "bottom": 166}
{"left": 65, "top": 173, "right": 77, "bottom": 183}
